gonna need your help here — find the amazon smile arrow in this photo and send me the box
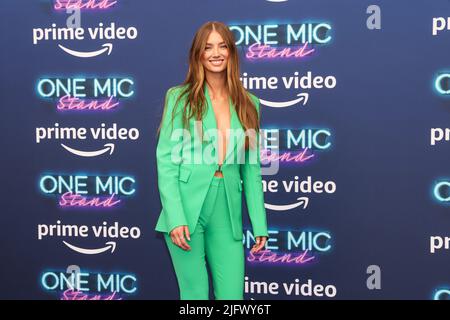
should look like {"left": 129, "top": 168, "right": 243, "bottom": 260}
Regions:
{"left": 62, "top": 241, "right": 117, "bottom": 255}
{"left": 61, "top": 143, "right": 115, "bottom": 157}
{"left": 265, "top": 197, "right": 309, "bottom": 211}
{"left": 260, "top": 93, "right": 309, "bottom": 108}
{"left": 58, "top": 43, "right": 113, "bottom": 58}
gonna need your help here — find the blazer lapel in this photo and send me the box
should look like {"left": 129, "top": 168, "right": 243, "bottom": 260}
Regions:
{"left": 203, "top": 83, "right": 244, "bottom": 165}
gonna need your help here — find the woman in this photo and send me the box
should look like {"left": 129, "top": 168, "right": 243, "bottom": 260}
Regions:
{"left": 155, "top": 21, "right": 269, "bottom": 300}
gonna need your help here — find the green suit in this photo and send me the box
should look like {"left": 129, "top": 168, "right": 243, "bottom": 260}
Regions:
{"left": 155, "top": 84, "right": 269, "bottom": 241}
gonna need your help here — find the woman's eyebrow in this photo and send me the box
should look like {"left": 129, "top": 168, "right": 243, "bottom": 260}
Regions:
{"left": 206, "top": 41, "right": 226, "bottom": 45}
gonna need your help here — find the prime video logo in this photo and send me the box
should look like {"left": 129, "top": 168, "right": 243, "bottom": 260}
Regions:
{"left": 432, "top": 17, "right": 450, "bottom": 35}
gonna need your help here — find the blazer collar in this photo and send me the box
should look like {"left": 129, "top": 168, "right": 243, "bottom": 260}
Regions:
{"left": 203, "top": 83, "right": 244, "bottom": 164}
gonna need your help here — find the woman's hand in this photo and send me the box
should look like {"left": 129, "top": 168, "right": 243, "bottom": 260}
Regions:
{"left": 170, "top": 225, "right": 191, "bottom": 251}
{"left": 251, "top": 236, "right": 268, "bottom": 253}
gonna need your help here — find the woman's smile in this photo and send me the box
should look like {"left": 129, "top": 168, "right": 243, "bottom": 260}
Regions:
{"left": 209, "top": 59, "right": 224, "bottom": 66}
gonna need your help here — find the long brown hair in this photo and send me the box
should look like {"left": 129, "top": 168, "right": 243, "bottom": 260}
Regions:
{"left": 157, "top": 21, "right": 260, "bottom": 151}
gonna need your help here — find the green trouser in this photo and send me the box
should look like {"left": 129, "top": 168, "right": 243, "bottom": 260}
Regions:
{"left": 164, "top": 175, "right": 245, "bottom": 300}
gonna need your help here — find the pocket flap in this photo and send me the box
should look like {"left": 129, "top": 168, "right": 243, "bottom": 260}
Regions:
{"left": 178, "top": 167, "right": 191, "bottom": 182}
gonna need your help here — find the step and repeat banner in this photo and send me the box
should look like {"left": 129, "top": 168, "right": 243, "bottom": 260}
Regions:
{"left": 0, "top": 0, "right": 449, "bottom": 300}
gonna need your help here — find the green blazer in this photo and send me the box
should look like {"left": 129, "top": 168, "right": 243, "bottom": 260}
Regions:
{"left": 154, "top": 83, "right": 268, "bottom": 241}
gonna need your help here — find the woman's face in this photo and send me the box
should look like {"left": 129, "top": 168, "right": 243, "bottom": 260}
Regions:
{"left": 201, "top": 30, "right": 229, "bottom": 74}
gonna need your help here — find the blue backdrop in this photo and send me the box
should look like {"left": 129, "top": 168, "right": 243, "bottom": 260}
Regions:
{"left": 0, "top": 0, "right": 449, "bottom": 300}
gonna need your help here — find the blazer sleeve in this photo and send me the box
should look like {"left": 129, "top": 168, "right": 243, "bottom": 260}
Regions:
{"left": 156, "top": 87, "right": 188, "bottom": 233}
{"left": 240, "top": 95, "right": 269, "bottom": 238}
